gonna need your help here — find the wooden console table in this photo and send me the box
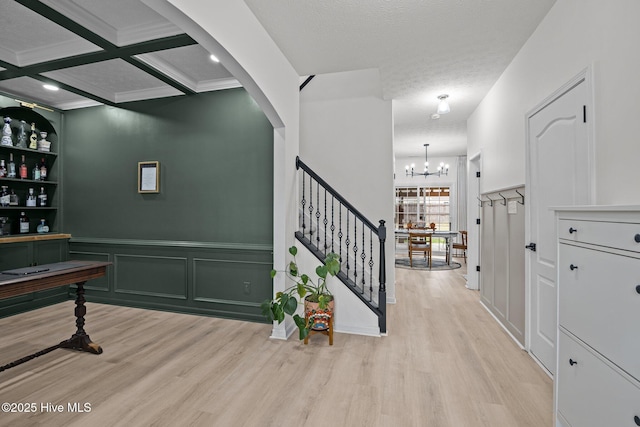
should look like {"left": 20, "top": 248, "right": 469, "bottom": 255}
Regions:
{"left": 0, "top": 260, "right": 110, "bottom": 372}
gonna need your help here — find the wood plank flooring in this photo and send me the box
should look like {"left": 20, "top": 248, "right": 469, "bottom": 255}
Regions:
{"left": 0, "top": 261, "right": 552, "bottom": 427}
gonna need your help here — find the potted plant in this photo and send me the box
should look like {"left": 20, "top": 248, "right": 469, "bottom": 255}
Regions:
{"left": 261, "top": 245, "right": 340, "bottom": 340}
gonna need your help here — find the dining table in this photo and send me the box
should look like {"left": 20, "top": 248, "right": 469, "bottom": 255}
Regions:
{"left": 395, "top": 229, "right": 460, "bottom": 266}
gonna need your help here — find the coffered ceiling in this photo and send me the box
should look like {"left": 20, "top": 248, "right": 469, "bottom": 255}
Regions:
{"left": 0, "top": 0, "right": 238, "bottom": 110}
{"left": 0, "top": 0, "right": 557, "bottom": 159}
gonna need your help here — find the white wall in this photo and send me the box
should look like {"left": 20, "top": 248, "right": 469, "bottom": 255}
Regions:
{"left": 300, "top": 68, "right": 396, "bottom": 304}
{"left": 468, "top": 0, "right": 640, "bottom": 205}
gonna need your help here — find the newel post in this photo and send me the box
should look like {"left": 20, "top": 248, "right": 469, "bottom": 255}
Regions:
{"left": 378, "top": 219, "right": 387, "bottom": 333}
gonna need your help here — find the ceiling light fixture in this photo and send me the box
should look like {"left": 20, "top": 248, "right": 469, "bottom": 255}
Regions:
{"left": 42, "top": 84, "right": 59, "bottom": 91}
{"left": 436, "top": 94, "right": 450, "bottom": 114}
{"left": 209, "top": 54, "right": 220, "bottom": 63}
{"left": 405, "top": 143, "right": 449, "bottom": 178}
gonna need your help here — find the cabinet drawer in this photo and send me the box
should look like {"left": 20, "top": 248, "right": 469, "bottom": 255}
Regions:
{"left": 558, "top": 219, "right": 640, "bottom": 252}
{"left": 559, "top": 244, "right": 640, "bottom": 380}
{"left": 557, "top": 331, "right": 640, "bottom": 427}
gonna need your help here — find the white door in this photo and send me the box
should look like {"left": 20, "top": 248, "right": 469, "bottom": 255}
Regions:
{"left": 527, "top": 77, "right": 591, "bottom": 375}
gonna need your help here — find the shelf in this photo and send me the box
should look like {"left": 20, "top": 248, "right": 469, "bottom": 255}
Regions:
{"left": 0, "top": 233, "right": 70, "bottom": 244}
{"left": 0, "top": 178, "right": 58, "bottom": 185}
{"left": 0, "top": 207, "right": 57, "bottom": 210}
{"left": 0, "top": 145, "right": 57, "bottom": 157}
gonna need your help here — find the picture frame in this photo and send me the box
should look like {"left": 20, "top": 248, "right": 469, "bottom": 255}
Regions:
{"left": 138, "top": 161, "right": 160, "bottom": 193}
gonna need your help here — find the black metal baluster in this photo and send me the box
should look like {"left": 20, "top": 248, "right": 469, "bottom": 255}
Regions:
{"left": 301, "top": 170, "right": 306, "bottom": 234}
{"left": 353, "top": 214, "right": 358, "bottom": 286}
{"left": 323, "top": 189, "right": 328, "bottom": 251}
{"left": 330, "top": 196, "right": 335, "bottom": 253}
{"left": 338, "top": 204, "right": 343, "bottom": 266}
{"left": 345, "top": 211, "right": 350, "bottom": 276}
{"left": 316, "top": 181, "right": 321, "bottom": 249}
{"left": 360, "top": 222, "right": 366, "bottom": 292}
{"left": 369, "top": 229, "right": 374, "bottom": 301}
{"left": 308, "top": 174, "right": 313, "bottom": 242}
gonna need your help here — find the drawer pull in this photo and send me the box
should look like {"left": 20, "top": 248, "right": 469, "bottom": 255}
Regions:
{"left": 637, "top": 285, "right": 640, "bottom": 295}
{"left": 569, "top": 227, "right": 577, "bottom": 234}
{"left": 635, "top": 234, "right": 640, "bottom": 243}
{"left": 635, "top": 415, "right": 640, "bottom": 426}
{"left": 570, "top": 264, "right": 578, "bottom": 271}
{"left": 569, "top": 358, "right": 578, "bottom": 366}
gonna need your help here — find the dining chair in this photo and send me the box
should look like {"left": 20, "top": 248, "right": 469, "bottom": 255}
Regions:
{"left": 408, "top": 232, "right": 432, "bottom": 268}
{"left": 452, "top": 230, "right": 468, "bottom": 263}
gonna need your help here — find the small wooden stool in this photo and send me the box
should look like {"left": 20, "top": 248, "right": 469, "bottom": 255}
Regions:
{"left": 304, "top": 313, "right": 334, "bottom": 345}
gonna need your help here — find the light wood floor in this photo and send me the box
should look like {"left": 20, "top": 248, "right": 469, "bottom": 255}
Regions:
{"left": 0, "top": 260, "right": 552, "bottom": 427}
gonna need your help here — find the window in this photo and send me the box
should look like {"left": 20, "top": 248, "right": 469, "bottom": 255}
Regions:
{"left": 395, "top": 186, "right": 450, "bottom": 230}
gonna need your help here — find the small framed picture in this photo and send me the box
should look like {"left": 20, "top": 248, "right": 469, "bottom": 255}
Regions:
{"left": 138, "top": 161, "right": 160, "bottom": 193}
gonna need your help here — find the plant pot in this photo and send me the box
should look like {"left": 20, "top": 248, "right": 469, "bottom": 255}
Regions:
{"left": 304, "top": 296, "right": 334, "bottom": 331}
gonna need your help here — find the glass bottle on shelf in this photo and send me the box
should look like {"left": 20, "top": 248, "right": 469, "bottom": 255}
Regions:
{"left": 1, "top": 117, "right": 13, "bottom": 146}
{"left": 29, "top": 122, "right": 38, "bottom": 149}
{"left": 7, "top": 153, "right": 16, "bottom": 178}
{"left": 0, "top": 186, "right": 9, "bottom": 206}
{"left": 39, "top": 158, "right": 47, "bottom": 180}
{"left": 32, "top": 161, "right": 40, "bottom": 180}
{"left": 38, "top": 131, "right": 51, "bottom": 152}
{"left": 19, "top": 211, "right": 29, "bottom": 233}
{"left": 37, "top": 187, "right": 47, "bottom": 207}
{"left": 16, "top": 120, "right": 28, "bottom": 148}
{"left": 37, "top": 218, "right": 49, "bottom": 233}
{"left": 9, "top": 188, "right": 19, "bottom": 206}
{"left": 26, "top": 188, "right": 36, "bottom": 207}
{"left": 19, "top": 155, "right": 27, "bottom": 179}
{"left": 0, "top": 159, "right": 6, "bottom": 178}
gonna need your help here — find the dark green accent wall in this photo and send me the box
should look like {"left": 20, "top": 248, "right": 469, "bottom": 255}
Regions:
{"left": 1, "top": 89, "right": 274, "bottom": 322}
{"left": 63, "top": 89, "right": 274, "bottom": 322}
{"left": 63, "top": 89, "right": 273, "bottom": 244}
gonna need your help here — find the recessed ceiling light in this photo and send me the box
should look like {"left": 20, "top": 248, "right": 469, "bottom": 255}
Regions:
{"left": 43, "top": 84, "right": 59, "bottom": 91}
{"left": 209, "top": 54, "right": 220, "bottom": 63}
{"left": 431, "top": 113, "right": 440, "bottom": 120}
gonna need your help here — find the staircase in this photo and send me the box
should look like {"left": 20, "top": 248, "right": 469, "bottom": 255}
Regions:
{"left": 295, "top": 156, "right": 387, "bottom": 334}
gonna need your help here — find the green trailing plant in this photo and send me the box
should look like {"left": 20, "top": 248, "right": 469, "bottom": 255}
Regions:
{"left": 261, "top": 245, "right": 340, "bottom": 340}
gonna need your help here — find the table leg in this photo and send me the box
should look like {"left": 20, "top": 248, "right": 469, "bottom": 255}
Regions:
{"left": 59, "top": 281, "right": 103, "bottom": 354}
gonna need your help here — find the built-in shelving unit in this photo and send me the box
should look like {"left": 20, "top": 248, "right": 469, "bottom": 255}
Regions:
{"left": 0, "top": 105, "right": 59, "bottom": 237}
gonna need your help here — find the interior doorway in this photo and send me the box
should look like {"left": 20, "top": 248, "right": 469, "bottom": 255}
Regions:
{"left": 526, "top": 70, "right": 593, "bottom": 376}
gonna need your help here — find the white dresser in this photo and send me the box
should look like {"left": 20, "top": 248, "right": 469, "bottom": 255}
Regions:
{"left": 554, "top": 207, "right": 640, "bottom": 427}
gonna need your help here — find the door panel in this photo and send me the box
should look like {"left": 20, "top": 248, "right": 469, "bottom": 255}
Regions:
{"left": 528, "top": 79, "right": 590, "bottom": 375}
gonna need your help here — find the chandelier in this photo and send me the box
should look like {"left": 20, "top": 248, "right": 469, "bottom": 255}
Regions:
{"left": 405, "top": 144, "right": 449, "bottom": 177}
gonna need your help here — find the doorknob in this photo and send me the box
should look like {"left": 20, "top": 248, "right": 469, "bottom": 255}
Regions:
{"left": 569, "top": 227, "right": 577, "bottom": 234}
{"left": 525, "top": 243, "right": 536, "bottom": 252}
{"left": 570, "top": 264, "right": 579, "bottom": 271}
{"left": 569, "top": 358, "right": 578, "bottom": 366}
{"left": 635, "top": 415, "right": 640, "bottom": 426}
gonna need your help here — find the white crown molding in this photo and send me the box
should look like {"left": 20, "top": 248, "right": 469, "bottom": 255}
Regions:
{"left": 17, "top": 39, "right": 100, "bottom": 67}
{"left": 117, "top": 22, "right": 183, "bottom": 46}
{"left": 53, "top": 99, "right": 103, "bottom": 110}
{"left": 0, "top": 46, "right": 18, "bottom": 66}
{"left": 114, "top": 86, "right": 182, "bottom": 103}
{"left": 136, "top": 56, "right": 241, "bottom": 93}
{"left": 135, "top": 55, "right": 197, "bottom": 90}
{"left": 196, "top": 79, "right": 242, "bottom": 92}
